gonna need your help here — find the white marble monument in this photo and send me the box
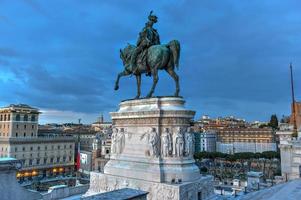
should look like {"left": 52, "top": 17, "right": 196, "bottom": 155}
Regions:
{"left": 85, "top": 97, "right": 214, "bottom": 200}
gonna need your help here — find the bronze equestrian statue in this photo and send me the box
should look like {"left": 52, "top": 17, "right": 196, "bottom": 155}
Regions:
{"left": 114, "top": 11, "right": 181, "bottom": 98}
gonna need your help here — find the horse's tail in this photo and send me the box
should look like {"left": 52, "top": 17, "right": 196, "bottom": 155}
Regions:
{"left": 167, "top": 40, "right": 181, "bottom": 69}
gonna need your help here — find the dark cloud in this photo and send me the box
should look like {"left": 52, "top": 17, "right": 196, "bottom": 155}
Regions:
{"left": 0, "top": 0, "right": 300, "bottom": 123}
{"left": 0, "top": 48, "right": 18, "bottom": 57}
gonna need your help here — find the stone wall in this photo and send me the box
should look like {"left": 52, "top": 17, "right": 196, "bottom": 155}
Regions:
{"left": 0, "top": 158, "right": 42, "bottom": 200}
{"left": 42, "top": 184, "right": 89, "bottom": 200}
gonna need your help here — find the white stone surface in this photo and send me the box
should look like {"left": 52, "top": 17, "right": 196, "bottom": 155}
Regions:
{"left": 239, "top": 179, "right": 301, "bottom": 200}
{"left": 85, "top": 97, "right": 214, "bottom": 199}
{"left": 86, "top": 172, "right": 214, "bottom": 200}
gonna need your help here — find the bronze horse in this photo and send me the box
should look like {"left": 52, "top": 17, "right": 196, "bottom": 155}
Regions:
{"left": 114, "top": 40, "right": 181, "bottom": 98}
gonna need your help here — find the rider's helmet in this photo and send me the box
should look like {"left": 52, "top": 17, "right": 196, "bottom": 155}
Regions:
{"left": 148, "top": 11, "right": 158, "bottom": 23}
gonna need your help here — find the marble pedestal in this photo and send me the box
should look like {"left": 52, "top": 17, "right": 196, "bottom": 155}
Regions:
{"left": 85, "top": 97, "right": 214, "bottom": 200}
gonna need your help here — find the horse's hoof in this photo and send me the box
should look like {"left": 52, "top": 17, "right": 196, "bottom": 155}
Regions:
{"left": 114, "top": 85, "right": 119, "bottom": 90}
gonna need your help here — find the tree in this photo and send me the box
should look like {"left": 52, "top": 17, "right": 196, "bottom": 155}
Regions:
{"left": 269, "top": 114, "right": 279, "bottom": 130}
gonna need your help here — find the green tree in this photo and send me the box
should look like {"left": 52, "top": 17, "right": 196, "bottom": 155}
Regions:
{"left": 269, "top": 114, "right": 279, "bottom": 130}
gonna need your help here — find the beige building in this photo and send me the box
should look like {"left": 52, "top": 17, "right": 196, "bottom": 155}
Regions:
{"left": 0, "top": 104, "right": 75, "bottom": 180}
{"left": 91, "top": 114, "right": 112, "bottom": 132}
{"left": 216, "top": 128, "right": 277, "bottom": 153}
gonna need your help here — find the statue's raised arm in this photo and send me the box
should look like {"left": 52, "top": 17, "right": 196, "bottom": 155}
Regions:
{"left": 114, "top": 11, "right": 181, "bottom": 99}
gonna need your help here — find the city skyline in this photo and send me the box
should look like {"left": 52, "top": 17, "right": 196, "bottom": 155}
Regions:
{"left": 1, "top": 0, "right": 300, "bottom": 124}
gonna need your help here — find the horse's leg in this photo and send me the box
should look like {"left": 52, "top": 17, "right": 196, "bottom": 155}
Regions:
{"left": 135, "top": 74, "right": 141, "bottom": 99}
{"left": 146, "top": 69, "right": 158, "bottom": 98}
{"left": 166, "top": 67, "right": 180, "bottom": 96}
{"left": 114, "top": 70, "right": 130, "bottom": 90}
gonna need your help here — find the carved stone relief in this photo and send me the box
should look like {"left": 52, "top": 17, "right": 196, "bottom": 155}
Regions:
{"left": 162, "top": 128, "right": 172, "bottom": 157}
{"left": 174, "top": 127, "right": 185, "bottom": 157}
{"left": 184, "top": 128, "right": 194, "bottom": 157}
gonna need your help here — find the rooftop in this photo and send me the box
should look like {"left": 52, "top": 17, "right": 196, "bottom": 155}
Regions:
{"left": 82, "top": 188, "right": 148, "bottom": 200}
{"left": 240, "top": 179, "right": 301, "bottom": 200}
{"left": 0, "top": 104, "right": 40, "bottom": 113}
{"left": 0, "top": 157, "right": 17, "bottom": 162}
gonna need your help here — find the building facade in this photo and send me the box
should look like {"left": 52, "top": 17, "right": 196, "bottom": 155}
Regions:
{"left": 216, "top": 128, "right": 276, "bottom": 154}
{"left": 195, "top": 131, "right": 216, "bottom": 152}
{"left": 0, "top": 104, "right": 75, "bottom": 180}
{"left": 73, "top": 117, "right": 112, "bottom": 175}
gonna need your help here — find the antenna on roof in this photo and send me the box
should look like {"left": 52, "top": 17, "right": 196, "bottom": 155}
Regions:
{"left": 290, "top": 63, "right": 298, "bottom": 136}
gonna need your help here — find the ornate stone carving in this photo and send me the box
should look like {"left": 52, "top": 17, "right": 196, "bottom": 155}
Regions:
{"left": 174, "top": 127, "right": 185, "bottom": 157}
{"left": 116, "top": 128, "right": 125, "bottom": 154}
{"left": 111, "top": 128, "right": 118, "bottom": 154}
{"left": 184, "top": 128, "right": 194, "bottom": 157}
{"left": 85, "top": 97, "right": 214, "bottom": 200}
{"left": 113, "top": 116, "right": 193, "bottom": 126}
{"left": 149, "top": 128, "right": 160, "bottom": 157}
{"left": 162, "top": 128, "right": 172, "bottom": 157}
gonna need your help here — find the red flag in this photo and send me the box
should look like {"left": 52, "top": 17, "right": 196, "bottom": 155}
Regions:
{"left": 76, "top": 142, "right": 80, "bottom": 171}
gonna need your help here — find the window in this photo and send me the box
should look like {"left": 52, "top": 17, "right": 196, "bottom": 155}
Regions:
{"left": 0, "top": 115, "right": 2, "bottom": 121}
{"left": 7, "top": 114, "right": 10, "bottom": 121}
{"left": 4, "top": 114, "right": 6, "bottom": 121}
{"left": 37, "top": 146, "right": 40, "bottom": 150}
{"left": 16, "top": 124, "right": 19, "bottom": 129}
{"left": 16, "top": 114, "right": 20, "bottom": 121}
{"left": 23, "top": 132, "right": 26, "bottom": 137}
{"left": 22, "top": 147, "right": 25, "bottom": 151}
{"left": 24, "top": 114, "right": 28, "bottom": 121}
{"left": 30, "top": 147, "right": 33, "bottom": 151}
{"left": 64, "top": 145, "right": 66, "bottom": 149}
{"left": 29, "top": 159, "right": 32, "bottom": 166}
{"left": 32, "top": 125, "right": 34, "bottom": 129}
{"left": 44, "top": 158, "right": 47, "bottom": 164}
{"left": 56, "top": 157, "right": 60, "bottom": 163}
{"left": 31, "top": 115, "right": 36, "bottom": 122}
{"left": 15, "top": 147, "right": 17, "bottom": 152}
{"left": 31, "top": 132, "right": 33, "bottom": 137}
{"left": 50, "top": 158, "right": 54, "bottom": 163}
{"left": 45, "top": 146, "right": 47, "bottom": 150}
{"left": 24, "top": 125, "right": 26, "bottom": 129}
{"left": 36, "top": 159, "right": 40, "bottom": 165}
{"left": 63, "top": 156, "right": 66, "bottom": 162}
{"left": 16, "top": 132, "right": 18, "bottom": 137}
{"left": 58, "top": 145, "right": 60, "bottom": 150}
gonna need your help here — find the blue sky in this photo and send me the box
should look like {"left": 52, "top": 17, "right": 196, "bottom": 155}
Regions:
{"left": 0, "top": 0, "right": 300, "bottom": 124}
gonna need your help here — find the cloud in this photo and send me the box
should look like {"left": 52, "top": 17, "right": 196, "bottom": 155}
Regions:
{"left": 0, "top": 48, "right": 18, "bottom": 57}
{"left": 39, "top": 108, "right": 100, "bottom": 124}
{"left": 0, "top": 0, "right": 300, "bottom": 123}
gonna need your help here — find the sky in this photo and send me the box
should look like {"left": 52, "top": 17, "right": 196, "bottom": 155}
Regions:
{"left": 0, "top": 0, "right": 300, "bottom": 124}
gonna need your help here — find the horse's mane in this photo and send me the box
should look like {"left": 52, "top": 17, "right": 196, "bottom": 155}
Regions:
{"left": 123, "top": 44, "right": 136, "bottom": 60}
